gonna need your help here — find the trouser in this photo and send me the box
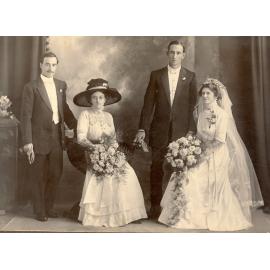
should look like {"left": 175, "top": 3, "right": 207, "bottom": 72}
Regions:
{"left": 150, "top": 123, "right": 173, "bottom": 208}
{"left": 150, "top": 146, "right": 168, "bottom": 208}
{"left": 30, "top": 123, "right": 63, "bottom": 216}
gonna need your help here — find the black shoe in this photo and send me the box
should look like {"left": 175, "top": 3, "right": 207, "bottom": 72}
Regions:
{"left": 35, "top": 215, "right": 48, "bottom": 222}
{"left": 263, "top": 206, "right": 270, "bottom": 214}
{"left": 47, "top": 210, "right": 59, "bottom": 218}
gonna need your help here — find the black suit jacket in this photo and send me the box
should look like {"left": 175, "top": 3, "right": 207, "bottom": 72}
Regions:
{"left": 20, "top": 77, "right": 77, "bottom": 154}
{"left": 139, "top": 66, "right": 197, "bottom": 149}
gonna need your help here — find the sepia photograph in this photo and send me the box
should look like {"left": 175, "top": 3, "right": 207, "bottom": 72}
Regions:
{"left": 0, "top": 36, "right": 269, "bottom": 232}
{"left": 1, "top": 1, "right": 270, "bottom": 269}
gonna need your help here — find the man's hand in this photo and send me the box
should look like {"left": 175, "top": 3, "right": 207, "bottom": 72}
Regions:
{"left": 133, "top": 130, "right": 149, "bottom": 152}
{"left": 134, "top": 130, "right": 146, "bottom": 144}
{"left": 23, "top": 143, "right": 35, "bottom": 164}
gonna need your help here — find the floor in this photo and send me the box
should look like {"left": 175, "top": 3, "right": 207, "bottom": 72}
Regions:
{"left": 1, "top": 205, "right": 270, "bottom": 233}
{"left": 1, "top": 153, "right": 270, "bottom": 233}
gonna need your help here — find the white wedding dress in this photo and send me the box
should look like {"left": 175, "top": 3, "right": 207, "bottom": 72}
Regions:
{"left": 77, "top": 109, "right": 147, "bottom": 227}
{"left": 159, "top": 103, "right": 255, "bottom": 231}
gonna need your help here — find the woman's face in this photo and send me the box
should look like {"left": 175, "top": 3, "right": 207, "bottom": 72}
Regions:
{"left": 91, "top": 91, "right": 106, "bottom": 110}
{"left": 201, "top": 87, "right": 216, "bottom": 105}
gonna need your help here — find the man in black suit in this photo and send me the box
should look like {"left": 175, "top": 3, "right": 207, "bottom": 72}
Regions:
{"left": 20, "top": 52, "right": 77, "bottom": 221}
{"left": 134, "top": 40, "right": 197, "bottom": 219}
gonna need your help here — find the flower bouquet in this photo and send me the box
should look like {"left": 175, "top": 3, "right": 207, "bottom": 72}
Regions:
{"left": 164, "top": 134, "right": 205, "bottom": 225}
{"left": 86, "top": 135, "right": 127, "bottom": 178}
{"left": 0, "top": 95, "right": 13, "bottom": 118}
{"left": 165, "top": 134, "right": 204, "bottom": 173}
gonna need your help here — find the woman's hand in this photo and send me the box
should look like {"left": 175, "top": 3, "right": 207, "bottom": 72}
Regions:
{"left": 78, "top": 138, "right": 96, "bottom": 150}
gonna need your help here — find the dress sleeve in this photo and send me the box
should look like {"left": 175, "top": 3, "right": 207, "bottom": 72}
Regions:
{"left": 214, "top": 109, "right": 229, "bottom": 143}
{"left": 107, "top": 113, "right": 116, "bottom": 139}
{"left": 77, "top": 110, "right": 89, "bottom": 142}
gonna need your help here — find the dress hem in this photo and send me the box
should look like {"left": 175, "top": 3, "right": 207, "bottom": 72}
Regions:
{"left": 78, "top": 206, "right": 147, "bottom": 227}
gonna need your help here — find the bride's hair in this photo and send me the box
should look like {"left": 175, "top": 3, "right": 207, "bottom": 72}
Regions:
{"left": 199, "top": 82, "right": 221, "bottom": 100}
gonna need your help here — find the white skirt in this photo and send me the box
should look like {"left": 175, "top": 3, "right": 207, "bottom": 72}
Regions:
{"left": 159, "top": 145, "right": 252, "bottom": 231}
{"left": 78, "top": 162, "right": 147, "bottom": 227}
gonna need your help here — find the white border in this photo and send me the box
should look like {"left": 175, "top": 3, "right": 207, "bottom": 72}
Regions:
{"left": 1, "top": 0, "right": 270, "bottom": 269}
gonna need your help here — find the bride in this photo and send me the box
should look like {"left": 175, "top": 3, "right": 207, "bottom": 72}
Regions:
{"left": 158, "top": 78, "right": 263, "bottom": 231}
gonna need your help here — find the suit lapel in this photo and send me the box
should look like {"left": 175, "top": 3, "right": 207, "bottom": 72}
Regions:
{"left": 161, "top": 67, "right": 171, "bottom": 106}
{"left": 54, "top": 79, "right": 64, "bottom": 121}
{"left": 172, "top": 67, "right": 187, "bottom": 108}
{"left": 37, "top": 78, "right": 52, "bottom": 111}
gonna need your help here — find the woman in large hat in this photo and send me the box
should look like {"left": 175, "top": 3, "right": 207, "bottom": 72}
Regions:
{"left": 73, "top": 78, "right": 147, "bottom": 227}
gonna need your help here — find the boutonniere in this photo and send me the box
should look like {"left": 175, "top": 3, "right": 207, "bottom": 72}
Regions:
{"left": 206, "top": 109, "right": 216, "bottom": 128}
{"left": 59, "top": 89, "right": 63, "bottom": 93}
{"left": 182, "top": 77, "right": 186, "bottom": 81}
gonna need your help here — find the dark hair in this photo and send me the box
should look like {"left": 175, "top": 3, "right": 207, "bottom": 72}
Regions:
{"left": 199, "top": 83, "right": 221, "bottom": 99}
{"left": 40, "top": 51, "right": 59, "bottom": 64}
{"left": 167, "top": 40, "right": 186, "bottom": 53}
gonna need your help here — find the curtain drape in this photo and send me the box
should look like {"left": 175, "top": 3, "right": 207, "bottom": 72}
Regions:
{"left": 251, "top": 36, "right": 270, "bottom": 206}
{"left": 0, "top": 36, "right": 46, "bottom": 206}
{"left": 0, "top": 36, "right": 46, "bottom": 117}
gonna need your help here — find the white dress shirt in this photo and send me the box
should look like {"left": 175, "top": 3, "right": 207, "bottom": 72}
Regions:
{"left": 40, "top": 74, "right": 59, "bottom": 124}
{"left": 168, "top": 65, "right": 181, "bottom": 105}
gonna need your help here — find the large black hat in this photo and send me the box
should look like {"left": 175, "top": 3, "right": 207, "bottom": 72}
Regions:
{"left": 73, "top": 78, "right": 122, "bottom": 107}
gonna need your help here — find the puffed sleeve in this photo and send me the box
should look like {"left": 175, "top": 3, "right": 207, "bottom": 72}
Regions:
{"left": 77, "top": 110, "right": 89, "bottom": 143}
{"left": 214, "top": 109, "right": 229, "bottom": 143}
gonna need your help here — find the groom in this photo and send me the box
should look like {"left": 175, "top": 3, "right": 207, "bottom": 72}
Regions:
{"left": 134, "top": 40, "right": 197, "bottom": 219}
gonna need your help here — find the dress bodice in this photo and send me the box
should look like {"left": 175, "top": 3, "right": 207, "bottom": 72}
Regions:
{"left": 197, "top": 102, "right": 228, "bottom": 143}
{"left": 77, "top": 109, "right": 115, "bottom": 142}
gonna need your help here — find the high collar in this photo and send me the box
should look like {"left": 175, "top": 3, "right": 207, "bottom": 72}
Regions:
{"left": 167, "top": 65, "right": 181, "bottom": 74}
{"left": 90, "top": 107, "right": 104, "bottom": 114}
{"left": 203, "top": 100, "right": 219, "bottom": 111}
{"left": 40, "top": 74, "right": 54, "bottom": 83}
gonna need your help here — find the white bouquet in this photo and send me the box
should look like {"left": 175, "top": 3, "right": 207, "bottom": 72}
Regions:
{"left": 86, "top": 135, "right": 127, "bottom": 178}
{"left": 164, "top": 134, "right": 205, "bottom": 225}
{"left": 165, "top": 134, "right": 204, "bottom": 173}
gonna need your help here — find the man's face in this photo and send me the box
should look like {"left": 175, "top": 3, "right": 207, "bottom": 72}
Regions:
{"left": 167, "top": 44, "right": 185, "bottom": 69}
{"left": 40, "top": 56, "right": 58, "bottom": 78}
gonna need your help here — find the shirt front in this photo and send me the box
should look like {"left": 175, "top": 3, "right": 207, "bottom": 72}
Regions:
{"left": 168, "top": 65, "right": 181, "bottom": 105}
{"left": 41, "top": 74, "right": 59, "bottom": 124}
